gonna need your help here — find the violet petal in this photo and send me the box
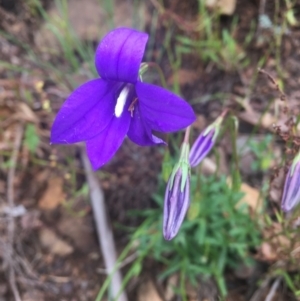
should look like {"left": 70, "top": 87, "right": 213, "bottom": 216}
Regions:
{"left": 95, "top": 28, "right": 148, "bottom": 84}
{"left": 136, "top": 82, "right": 196, "bottom": 133}
{"left": 51, "top": 79, "right": 119, "bottom": 144}
{"left": 281, "top": 161, "right": 300, "bottom": 212}
{"left": 127, "top": 104, "right": 165, "bottom": 146}
{"left": 86, "top": 106, "right": 131, "bottom": 170}
{"left": 163, "top": 170, "right": 190, "bottom": 240}
{"left": 189, "top": 130, "right": 214, "bottom": 167}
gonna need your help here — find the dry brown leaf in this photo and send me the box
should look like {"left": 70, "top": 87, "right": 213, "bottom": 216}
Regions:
{"left": 39, "top": 227, "right": 73, "bottom": 256}
{"left": 264, "top": 223, "right": 290, "bottom": 248}
{"left": 261, "top": 112, "right": 277, "bottom": 129}
{"left": 259, "top": 222, "right": 295, "bottom": 262}
{"left": 260, "top": 242, "right": 277, "bottom": 261}
{"left": 165, "top": 274, "right": 178, "bottom": 301}
{"left": 201, "top": 157, "right": 217, "bottom": 174}
{"left": 0, "top": 90, "right": 16, "bottom": 100}
{"left": 206, "top": 0, "right": 237, "bottom": 15}
{"left": 38, "top": 177, "right": 65, "bottom": 210}
{"left": 238, "top": 183, "right": 262, "bottom": 212}
{"left": 227, "top": 178, "right": 262, "bottom": 212}
{"left": 15, "top": 102, "right": 38, "bottom": 123}
{"left": 167, "top": 69, "right": 199, "bottom": 86}
{"left": 238, "top": 109, "right": 276, "bottom": 130}
{"left": 57, "top": 215, "right": 95, "bottom": 252}
{"left": 137, "top": 280, "right": 163, "bottom": 301}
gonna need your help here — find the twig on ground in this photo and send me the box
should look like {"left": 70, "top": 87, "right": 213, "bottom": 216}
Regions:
{"left": 257, "top": 0, "right": 268, "bottom": 35}
{"left": 258, "top": 0, "right": 267, "bottom": 21}
{"left": 265, "top": 277, "right": 281, "bottom": 301}
{"left": 96, "top": 252, "right": 138, "bottom": 275}
{"left": 6, "top": 123, "right": 23, "bottom": 301}
{"left": 80, "top": 146, "right": 128, "bottom": 301}
{"left": 249, "top": 277, "right": 271, "bottom": 301}
{"left": 258, "top": 68, "right": 287, "bottom": 102}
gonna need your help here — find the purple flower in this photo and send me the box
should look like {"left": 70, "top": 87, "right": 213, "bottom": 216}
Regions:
{"left": 189, "top": 115, "right": 224, "bottom": 168}
{"left": 281, "top": 152, "right": 300, "bottom": 212}
{"left": 163, "top": 142, "right": 190, "bottom": 240}
{"left": 51, "top": 28, "right": 195, "bottom": 169}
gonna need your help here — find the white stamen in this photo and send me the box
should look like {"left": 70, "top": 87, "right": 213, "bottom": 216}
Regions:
{"left": 115, "top": 86, "right": 130, "bottom": 117}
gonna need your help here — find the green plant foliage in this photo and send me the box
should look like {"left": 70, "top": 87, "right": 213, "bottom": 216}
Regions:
{"left": 248, "top": 134, "right": 274, "bottom": 172}
{"left": 131, "top": 172, "right": 262, "bottom": 297}
{"left": 24, "top": 124, "right": 40, "bottom": 153}
{"left": 174, "top": 4, "right": 254, "bottom": 72}
{"left": 176, "top": 28, "right": 249, "bottom": 71}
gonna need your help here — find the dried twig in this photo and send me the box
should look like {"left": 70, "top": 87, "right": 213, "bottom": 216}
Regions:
{"left": 257, "top": 0, "right": 268, "bottom": 36}
{"left": 258, "top": 0, "right": 267, "bottom": 22}
{"left": 6, "top": 123, "right": 23, "bottom": 301}
{"left": 265, "top": 277, "right": 281, "bottom": 301}
{"left": 249, "top": 277, "right": 271, "bottom": 301}
{"left": 80, "top": 147, "right": 128, "bottom": 301}
{"left": 258, "top": 68, "right": 287, "bottom": 102}
{"left": 96, "top": 252, "right": 138, "bottom": 275}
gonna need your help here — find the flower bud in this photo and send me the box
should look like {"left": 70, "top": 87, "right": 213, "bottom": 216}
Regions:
{"left": 189, "top": 115, "right": 224, "bottom": 168}
{"left": 281, "top": 152, "right": 300, "bottom": 212}
{"left": 163, "top": 142, "right": 190, "bottom": 240}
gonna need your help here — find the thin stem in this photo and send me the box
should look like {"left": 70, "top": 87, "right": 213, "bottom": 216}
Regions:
{"left": 220, "top": 108, "right": 229, "bottom": 119}
{"left": 183, "top": 126, "right": 191, "bottom": 144}
{"left": 7, "top": 123, "right": 23, "bottom": 301}
{"left": 145, "top": 62, "right": 168, "bottom": 88}
{"left": 80, "top": 147, "right": 127, "bottom": 301}
{"left": 265, "top": 278, "right": 281, "bottom": 301}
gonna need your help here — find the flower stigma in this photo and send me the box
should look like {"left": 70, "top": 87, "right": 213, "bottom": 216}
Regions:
{"left": 115, "top": 86, "right": 130, "bottom": 117}
{"left": 128, "top": 98, "right": 138, "bottom": 117}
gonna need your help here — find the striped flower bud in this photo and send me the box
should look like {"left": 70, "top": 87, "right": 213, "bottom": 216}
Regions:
{"left": 189, "top": 115, "right": 224, "bottom": 168}
{"left": 163, "top": 142, "right": 190, "bottom": 240}
{"left": 281, "top": 151, "right": 300, "bottom": 212}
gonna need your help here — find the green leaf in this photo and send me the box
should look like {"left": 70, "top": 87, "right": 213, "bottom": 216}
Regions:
{"left": 24, "top": 124, "right": 39, "bottom": 153}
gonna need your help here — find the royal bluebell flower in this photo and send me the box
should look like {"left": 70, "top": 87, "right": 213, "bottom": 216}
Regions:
{"left": 163, "top": 142, "right": 190, "bottom": 240}
{"left": 189, "top": 115, "right": 224, "bottom": 168}
{"left": 51, "top": 28, "right": 195, "bottom": 169}
{"left": 281, "top": 151, "right": 300, "bottom": 212}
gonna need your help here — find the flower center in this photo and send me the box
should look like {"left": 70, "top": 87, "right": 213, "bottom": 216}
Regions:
{"left": 115, "top": 86, "right": 130, "bottom": 118}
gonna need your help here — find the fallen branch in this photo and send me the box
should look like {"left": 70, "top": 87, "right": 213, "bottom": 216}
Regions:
{"left": 6, "top": 123, "right": 23, "bottom": 301}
